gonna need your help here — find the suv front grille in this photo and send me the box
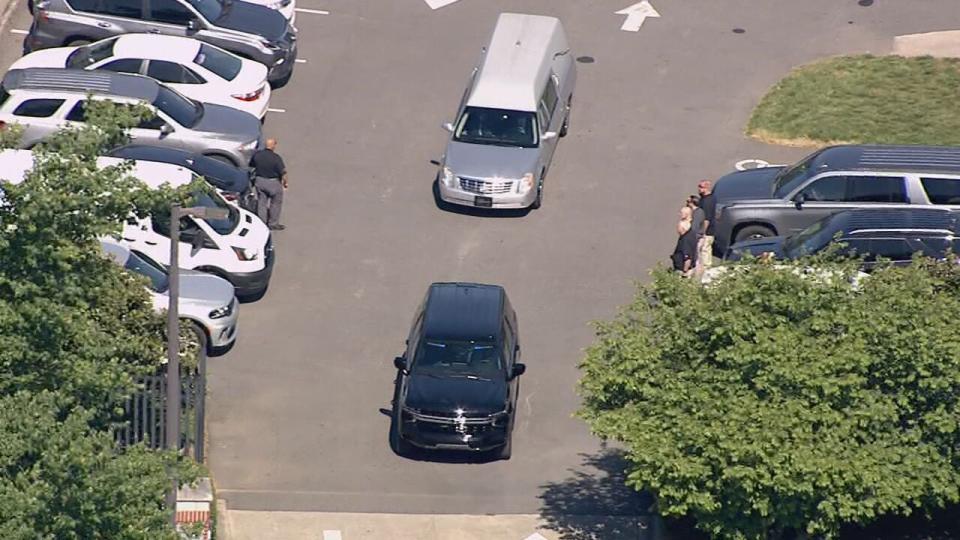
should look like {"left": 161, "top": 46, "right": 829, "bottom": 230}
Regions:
{"left": 458, "top": 176, "right": 513, "bottom": 195}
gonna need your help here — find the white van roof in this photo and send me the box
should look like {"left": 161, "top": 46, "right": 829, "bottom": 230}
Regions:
{"left": 0, "top": 149, "right": 194, "bottom": 188}
{"left": 467, "top": 13, "right": 568, "bottom": 112}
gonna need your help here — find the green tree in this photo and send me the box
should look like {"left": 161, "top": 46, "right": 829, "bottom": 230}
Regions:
{"left": 0, "top": 390, "right": 198, "bottom": 540}
{"left": 578, "top": 260, "right": 960, "bottom": 539}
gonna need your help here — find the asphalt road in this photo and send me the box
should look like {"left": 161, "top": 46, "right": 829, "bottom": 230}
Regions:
{"left": 2, "top": 0, "right": 959, "bottom": 518}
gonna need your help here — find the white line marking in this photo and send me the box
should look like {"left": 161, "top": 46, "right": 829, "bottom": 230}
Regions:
{"left": 322, "top": 531, "right": 342, "bottom": 540}
{"left": 9, "top": 28, "right": 28, "bottom": 35}
{"left": 424, "top": 0, "right": 460, "bottom": 9}
{"left": 295, "top": 58, "right": 307, "bottom": 63}
{"left": 616, "top": 1, "right": 660, "bottom": 32}
{"left": 524, "top": 534, "right": 549, "bottom": 540}
{"left": 267, "top": 108, "right": 287, "bottom": 113}
{"left": 294, "top": 7, "right": 328, "bottom": 14}
{"left": 734, "top": 158, "right": 771, "bottom": 171}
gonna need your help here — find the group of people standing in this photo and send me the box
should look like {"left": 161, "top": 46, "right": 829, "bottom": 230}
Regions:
{"left": 672, "top": 180, "right": 717, "bottom": 278}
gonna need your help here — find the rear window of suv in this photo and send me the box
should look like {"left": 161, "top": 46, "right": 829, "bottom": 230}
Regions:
{"left": 921, "top": 177, "right": 960, "bottom": 205}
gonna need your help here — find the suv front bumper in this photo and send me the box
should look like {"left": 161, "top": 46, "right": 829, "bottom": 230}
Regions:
{"left": 398, "top": 418, "right": 509, "bottom": 452}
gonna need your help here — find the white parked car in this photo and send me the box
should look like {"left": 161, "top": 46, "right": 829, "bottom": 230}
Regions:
{"left": 9, "top": 34, "right": 271, "bottom": 119}
{"left": 100, "top": 239, "right": 239, "bottom": 355}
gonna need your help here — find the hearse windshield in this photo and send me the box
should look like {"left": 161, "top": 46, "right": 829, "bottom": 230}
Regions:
{"left": 454, "top": 107, "right": 538, "bottom": 148}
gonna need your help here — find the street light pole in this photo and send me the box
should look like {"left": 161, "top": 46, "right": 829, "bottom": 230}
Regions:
{"left": 164, "top": 202, "right": 228, "bottom": 528}
{"left": 165, "top": 204, "right": 181, "bottom": 527}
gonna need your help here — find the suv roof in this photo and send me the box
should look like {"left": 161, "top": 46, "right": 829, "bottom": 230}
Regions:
{"left": 832, "top": 207, "right": 959, "bottom": 236}
{"left": 1, "top": 68, "right": 159, "bottom": 102}
{"left": 422, "top": 282, "right": 505, "bottom": 341}
{"left": 809, "top": 145, "right": 960, "bottom": 175}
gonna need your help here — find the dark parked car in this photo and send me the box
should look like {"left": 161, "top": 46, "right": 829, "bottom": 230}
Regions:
{"left": 391, "top": 282, "right": 525, "bottom": 460}
{"left": 108, "top": 144, "right": 251, "bottom": 196}
{"left": 712, "top": 145, "right": 960, "bottom": 255}
{"left": 725, "top": 207, "right": 960, "bottom": 269}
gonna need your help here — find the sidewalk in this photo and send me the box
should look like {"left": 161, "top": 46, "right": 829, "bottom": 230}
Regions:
{"left": 0, "top": 0, "right": 19, "bottom": 34}
{"left": 893, "top": 30, "right": 960, "bottom": 57}
{"left": 218, "top": 503, "right": 661, "bottom": 540}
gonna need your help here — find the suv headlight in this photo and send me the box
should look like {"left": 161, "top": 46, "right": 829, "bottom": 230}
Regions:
{"left": 232, "top": 246, "right": 259, "bottom": 261}
{"left": 441, "top": 166, "right": 456, "bottom": 188}
{"left": 209, "top": 300, "right": 234, "bottom": 319}
{"left": 491, "top": 410, "right": 510, "bottom": 427}
{"left": 516, "top": 173, "right": 535, "bottom": 194}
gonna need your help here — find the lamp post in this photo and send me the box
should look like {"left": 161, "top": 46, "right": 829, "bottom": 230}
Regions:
{"left": 166, "top": 203, "right": 228, "bottom": 527}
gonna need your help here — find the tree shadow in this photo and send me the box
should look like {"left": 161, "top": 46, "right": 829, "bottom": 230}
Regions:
{"left": 839, "top": 505, "right": 960, "bottom": 540}
{"left": 537, "top": 447, "right": 708, "bottom": 540}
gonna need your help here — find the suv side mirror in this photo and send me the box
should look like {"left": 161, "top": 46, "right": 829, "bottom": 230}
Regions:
{"left": 510, "top": 363, "right": 526, "bottom": 379}
{"left": 441, "top": 122, "right": 454, "bottom": 133}
{"left": 794, "top": 193, "right": 806, "bottom": 209}
{"left": 393, "top": 356, "right": 407, "bottom": 372}
{"left": 187, "top": 18, "right": 200, "bottom": 32}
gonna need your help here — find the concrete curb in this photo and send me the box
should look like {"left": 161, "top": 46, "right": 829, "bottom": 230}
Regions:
{"left": 893, "top": 30, "right": 960, "bottom": 58}
{"left": 0, "top": 0, "right": 20, "bottom": 34}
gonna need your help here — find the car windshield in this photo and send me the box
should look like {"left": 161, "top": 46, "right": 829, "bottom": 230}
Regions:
{"left": 783, "top": 217, "right": 837, "bottom": 258}
{"left": 153, "top": 86, "right": 203, "bottom": 128}
{"left": 185, "top": 0, "right": 222, "bottom": 21}
{"left": 772, "top": 151, "right": 821, "bottom": 198}
{"left": 193, "top": 44, "right": 242, "bottom": 81}
{"left": 65, "top": 37, "right": 118, "bottom": 69}
{"left": 413, "top": 339, "right": 502, "bottom": 379}
{"left": 192, "top": 190, "right": 238, "bottom": 234}
{"left": 454, "top": 107, "right": 538, "bottom": 148}
{"left": 124, "top": 250, "right": 169, "bottom": 293}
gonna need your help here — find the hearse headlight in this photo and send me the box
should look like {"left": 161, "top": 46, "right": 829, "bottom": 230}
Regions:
{"left": 516, "top": 173, "right": 535, "bottom": 194}
{"left": 441, "top": 166, "right": 456, "bottom": 188}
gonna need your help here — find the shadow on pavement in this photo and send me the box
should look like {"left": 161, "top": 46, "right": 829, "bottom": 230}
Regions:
{"left": 840, "top": 505, "right": 960, "bottom": 539}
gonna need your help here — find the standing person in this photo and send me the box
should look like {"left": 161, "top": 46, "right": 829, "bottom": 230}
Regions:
{"left": 671, "top": 206, "right": 697, "bottom": 277}
{"left": 697, "top": 180, "right": 717, "bottom": 271}
{"left": 249, "top": 138, "right": 288, "bottom": 231}
{"left": 687, "top": 194, "right": 705, "bottom": 278}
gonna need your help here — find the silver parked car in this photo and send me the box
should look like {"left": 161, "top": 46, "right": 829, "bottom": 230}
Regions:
{"left": 437, "top": 13, "right": 576, "bottom": 210}
{"left": 101, "top": 239, "right": 239, "bottom": 355}
{"left": 712, "top": 145, "right": 960, "bottom": 255}
{"left": 0, "top": 68, "right": 262, "bottom": 167}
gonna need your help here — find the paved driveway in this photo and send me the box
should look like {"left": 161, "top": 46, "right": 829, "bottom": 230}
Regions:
{"left": 2, "top": 0, "right": 958, "bottom": 519}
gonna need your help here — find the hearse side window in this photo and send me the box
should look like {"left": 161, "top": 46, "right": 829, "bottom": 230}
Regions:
{"left": 921, "top": 177, "right": 960, "bottom": 205}
{"left": 846, "top": 176, "right": 907, "bottom": 203}
{"left": 13, "top": 98, "right": 65, "bottom": 118}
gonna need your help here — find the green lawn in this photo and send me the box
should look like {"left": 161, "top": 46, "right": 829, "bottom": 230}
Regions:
{"left": 747, "top": 54, "right": 960, "bottom": 147}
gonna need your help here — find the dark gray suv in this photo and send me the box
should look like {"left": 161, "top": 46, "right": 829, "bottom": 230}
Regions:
{"left": 24, "top": 0, "right": 297, "bottom": 86}
{"left": 712, "top": 145, "right": 960, "bottom": 255}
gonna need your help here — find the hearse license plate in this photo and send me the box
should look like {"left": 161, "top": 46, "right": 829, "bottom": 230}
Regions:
{"left": 474, "top": 196, "right": 493, "bottom": 207}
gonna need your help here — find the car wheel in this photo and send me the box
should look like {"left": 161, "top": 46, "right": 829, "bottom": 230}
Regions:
{"left": 530, "top": 181, "right": 543, "bottom": 209}
{"left": 734, "top": 224, "right": 775, "bottom": 244}
{"left": 179, "top": 321, "right": 208, "bottom": 369}
{"left": 390, "top": 406, "right": 412, "bottom": 456}
{"left": 559, "top": 96, "right": 572, "bottom": 137}
{"left": 66, "top": 38, "right": 92, "bottom": 47}
{"left": 496, "top": 433, "right": 512, "bottom": 461}
{"left": 27, "top": 0, "right": 34, "bottom": 14}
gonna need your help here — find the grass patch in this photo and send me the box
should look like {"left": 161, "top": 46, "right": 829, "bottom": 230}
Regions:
{"left": 747, "top": 55, "right": 960, "bottom": 147}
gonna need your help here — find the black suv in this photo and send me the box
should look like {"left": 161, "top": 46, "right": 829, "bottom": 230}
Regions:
{"left": 726, "top": 207, "right": 960, "bottom": 268}
{"left": 391, "top": 282, "right": 525, "bottom": 460}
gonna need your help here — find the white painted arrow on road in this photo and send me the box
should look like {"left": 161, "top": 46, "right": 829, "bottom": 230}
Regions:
{"left": 423, "top": 0, "right": 460, "bottom": 9}
{"left": 616, "top": 1, "right": 660, "bottom": 32}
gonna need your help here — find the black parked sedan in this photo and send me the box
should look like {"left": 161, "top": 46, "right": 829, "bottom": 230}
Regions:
{"left": 108, "top": 144, "right": 252, "bottom": 198}
{"left": 391, "top": 282, "right": 525, "bottom": 460}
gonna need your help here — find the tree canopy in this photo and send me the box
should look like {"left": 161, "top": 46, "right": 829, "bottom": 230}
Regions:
{"left": 578, "top": 259, "right": 960, "bottom": 539}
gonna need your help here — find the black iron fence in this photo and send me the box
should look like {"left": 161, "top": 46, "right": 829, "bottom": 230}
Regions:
{"left": 115, "top": 351, "right": 207, "bottom": 462}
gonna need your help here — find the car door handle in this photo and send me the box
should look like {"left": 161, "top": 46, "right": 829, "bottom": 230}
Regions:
{"left": 147, "top": 28, "right": 161, "bottom": 33}
{"left": 144, "top": 240, "right": 158, "bottom": 246}
{"left": 97, "top": 22, "right": 110, "bottom": 28}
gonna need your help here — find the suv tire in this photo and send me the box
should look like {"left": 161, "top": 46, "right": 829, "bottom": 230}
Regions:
{"left": 390, "top": 406, "right": 412, "bottom": 457}
{"left": 734, "top": 224, "right": 775, "bottom": 244}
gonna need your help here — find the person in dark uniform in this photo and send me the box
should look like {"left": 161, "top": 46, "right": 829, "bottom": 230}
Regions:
{"left": 249, "top": 138, "right": 288, "bottom": 231}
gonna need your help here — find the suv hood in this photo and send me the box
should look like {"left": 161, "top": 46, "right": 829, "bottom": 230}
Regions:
{"left": 405, "top": 372, "right": 507, "bottom": 415}
{"left": 215, "top": 0, "right": 288, "bottom": 41}
{"left": 195, "top": 103, "right": 262, "bottom": 142}
{"left": 726, "top": 236, "right": 786, "bottom": 261}
{"left": 714, "top": 166, "right": 785, "bottom": 202}
{"left": 444, "top": 141, "right": 540, "bottom": 180}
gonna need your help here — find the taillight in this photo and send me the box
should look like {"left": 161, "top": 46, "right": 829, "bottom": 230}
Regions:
{"left": 232, "top": 86, "right": 263, "bottom": 102}
{"left": 222, "top": 192, "right": 238, "bottom": 201}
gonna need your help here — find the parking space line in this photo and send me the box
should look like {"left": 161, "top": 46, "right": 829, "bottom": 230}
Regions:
{"left": 295, "top": 58, "right": 307, "bottom": 63}
{"left": 294, "top": 7, "right": 328, "bottom": 14}
{"left": 267, "top": 108, "right": 287, "bottom": 113}
{"left": 10, "top": 28, "right": 28, "bottom": 35}
{"left": 322, "top": 531, "right": 342, "bottom": 540}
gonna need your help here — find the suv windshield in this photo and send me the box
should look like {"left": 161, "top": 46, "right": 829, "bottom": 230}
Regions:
{"left": 153, "top": 86, "right": 202, "bottom": 128}
{"left": 192, "top": 190, "right": 238, "bottom": 234}
{"left": 772, "top": 151, "right": 821, "bottom": 198}
{"left": 124, "top": 250, "right": 169, "bottom": 293}
{"left": 185, "top": 0, "right": 222, "bottom": 21}
{"left": 413, "top": 339, "right": 502, "bottom": 379}
{"left": 66, "top": 37, "right": 118, "bottom": 69}
{"left": 193, "top": 44, "right": 241, "bottom": 81}
{"left": 454, "top": 107, "right": 538, "bottom": 148}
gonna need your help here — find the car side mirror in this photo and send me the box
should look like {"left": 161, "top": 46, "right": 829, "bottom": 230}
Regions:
{"left": 541, "top": 131, "right": 558, "bottom": 141}
{"left": 160, "top": 124, "right": 174, "bottom": 137}
{"left": 190, "top": 231, "right": 205, "bottom": 256}
{"left": 393, "top": 356, "right": 407, "bottom": 372}
{"left": 441, "top": 122, "right": 454, "bottom": 133}
{"left": 187, "top": 18, "right": 200, "bottom": 32}
{"left": 794, "top": 193, "right": 806, "bottom": 209}
{"left": 511, "top": 363, "right": 526, "bottom": 379}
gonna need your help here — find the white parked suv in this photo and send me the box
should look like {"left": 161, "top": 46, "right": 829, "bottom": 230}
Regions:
{"left": 0, "top": 149, "right": 275, "bottom": 301}
{"left": 10, "top": 35, "right": 271, "bottom": 120}
{"left": 100, "top": 239, "right": 239, "bottom": 355}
